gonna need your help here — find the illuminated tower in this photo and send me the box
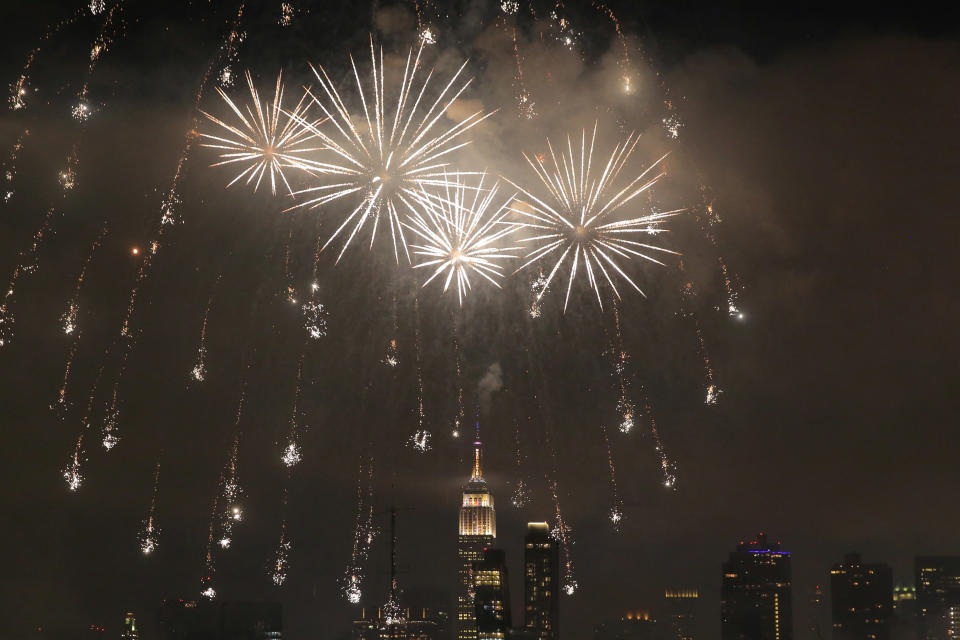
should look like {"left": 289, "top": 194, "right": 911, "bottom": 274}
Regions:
{"left": 721, "top": 533, "right": 793, "bottom": 640}
{"left": 458, "top": 438, "right": 496, "bottom": 640}
{"left": 916, "top": 557, "right": 960, "bottom": 640}
{"left": 121, "top": 612, "right": 138, "bottom": 640}
{"left": 524, "top": 522, "right": 559, "bottom": 640}
{"left": 475, "top": 548, "right": 512, "bottom": 640}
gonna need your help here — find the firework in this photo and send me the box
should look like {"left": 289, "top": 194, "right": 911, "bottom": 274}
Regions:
{"left": 287, "top": 37, "right": 494, "bottom": 263}
{"left": 62, "top": 364, "right": 106, "bottom": 492}
{"left": 139, "top": 458, "right": 162, "bottom": 554}
{"left": 200, "top": 71, "right": 319, "bottom": 195}
{"left": 679, "top": 279, "right": 721, "bottom": 405}
{"left": 9, "top": 7, "right": 86, "bottom": 111}
{"left": 281, "top": 353, "right": 305, "bottom": 467}
{"left": 509, "top": 124, "right": 682, "bottom": 312}
{"left": 404, "top": 174, "right": 519, "bottom": 305}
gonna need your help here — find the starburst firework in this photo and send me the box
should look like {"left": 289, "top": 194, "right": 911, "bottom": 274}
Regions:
{"left": 509, "top": 125, "right": 683, "bottom": 312}
{"left": 288, "top": 37, "right": 494, "bottom": 262}
{"left": 404, "top": 174, "right": 519, "bottom": 305}
{"left": 200, "top": 71, "right": 318, "bottom": 195}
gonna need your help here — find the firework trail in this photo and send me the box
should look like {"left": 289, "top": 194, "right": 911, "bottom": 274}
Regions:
{"left": 451, "top": 316, "right": 465, "bottom": 438}
{"left": 200, "top": 484, "right": 222, "bottom": 599}
{"left": 139, "top": 457, "right": 162, "bottom": 554}
{"left": 638, "top": 384, "right": 677, "bottom": 489}
{"left": 118, "top": 3, "right": 246, "bottom": 341}
{"left": 404, "top": 173, "right": 520, "bottom": 305}
{"left": 2, "top": 129, "right": 29, "bottom": 203}
{"left": 0, "top": 206, "right": 58, "bottom": 347}
{"left": 62, "top": 363, "right": 106, "bottom": 492}
{"left": 301, "top": 232, "right": 328, "bottom": 340}
{"left": 8, "top": 6, "right": 86, "bottom": 111}
{"left": 600, "top": 424, "right": 623, "bottom": 529}
{"left": 407, "top": 297, "right": 431, "bottom": 453}
{"left": 190, "top": 276, "right": 222, "bottom": 383}
{"left": 282, "top": 223, "right": 297, "bottom": 304}
{"left": 695, "top": 187, "right": 743, "bottom": 318}
{"left": 607, "top": 302, "right": 635, "bottom": 433}
{"left": 287, "top": 36, "right": 495, "bottom": 263}
{"left": 270, "top": 472, "right": 293, "bottom": 586}
{"left": 218, "top": 353, "right": 255, "bottom": 550}
{"left": 343, "top": 454, "right": 376, "bottom": 603}
{"left": 383, "top": 294, "right": 399, "bottom": 367}
{"left": 278, "top": 3, "right": 296, "bottom": 27}
{"left": 281, "top": 352, "right": 305, "bottom": 467}
{"left": 509, "top": 124, "right": 682, "bottom": 312}
{"left": 74, "top": 1, "right": 125, "bottom": 121}
{"left": 510, "top": 418, "right": 529, "bottom": 508}
{"left": 679, "top": 277, "right": 721, "bottom": 405}
{"left": 200, "top": 70, "right": 319, "bottom": 195}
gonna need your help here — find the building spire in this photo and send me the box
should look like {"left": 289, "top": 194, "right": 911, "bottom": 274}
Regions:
{"left": 470, "top": 409, "right": 484, "bottom": 482}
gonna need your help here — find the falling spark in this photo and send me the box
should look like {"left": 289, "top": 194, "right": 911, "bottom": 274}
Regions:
{"left": 663, "top": 113, "right": 683, "bottom": 140}
{"left": 0, "top": 206, "right": 58, "bottom": 348}
{"left": 510, "top": 419, "right": 529, "bottom": 508}
{"left": 89, "top": 0, "right": 106, "bottom": 15}
{"left": 509, "top": 124, "right": 682, "bottom": 312}
{"left": 278, "top": 3, "right": 295, "bottom": 27}
{"left": 190, "top": 280, "right": 219, "bottom": 383}
{"left": 420, "top": 28, "right": 436, "bottom": 45}
{"left": 139, "top": 458, "right": 162, "bottom": 554}
{"left": 287, "top": 37, "right": 495, "bottom": 263}
{"left": 281, "top": 353, "right": 305, "bottom": 467}
{"left": 200, "top": 71, "right": 319, "bottom": 195}
{"left": 2, "top": 129, "right": 29, "bottom": 203}
{"left": 601, "top": 424, "right": 623, "bottom": 530}
{"left": 451, "top": 320, "right": 465, "bottom": 438}
{"left": 59, "top": 221, "right": 108, "bottom": 347}
{"left": 501, "top": 0, "right": 519, "bottom": 14}
{"left": 71, "top": 102, "right": 93, "bottom": 122}
{"left": 343, "top": 455, "right": 375, "bottom": 604}
{"left": 679, "top": 278, "right": 721, "bottom": 405}
{"left": 302, "top": 301, "right": 327, "bottom": 339}
{"left": 528, "top": 269, "right": 548, "bottom": 318}
{"left": 62, "top": 364, "right": 106, "bottom": 492}
{"left": 405, "top": 174, "right": 519, "bottom": 305}
{"left": 408, "top": 297, "right": 430, "bottom": 451}
{"left": 9, "top": 7, "right": 86, "bottom": 111}
{"left": 608, "top": 302, "right": 635, "bottom": 433}
{"left": 270, "top": 478, "right": 293, "bottom": 586}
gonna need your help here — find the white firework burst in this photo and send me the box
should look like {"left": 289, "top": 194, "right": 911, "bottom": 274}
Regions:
{"left": 287, "top": 37, "right": 494, "bottom": 263}
{"left": 201, "top": 71, "right": 320, "bottom": 195}
{"left": 509, "top": 124, "right": 683, "bottom": 312}
{"left": 404, "top": 174, "right": 519, "bottom": 305}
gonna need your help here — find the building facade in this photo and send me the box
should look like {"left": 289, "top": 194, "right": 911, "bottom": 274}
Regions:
{"left": 830, "top": 553, "right": 894, "bottom": 640}
{"left": 121, "top": 612, "right": 139, "bottom": 640}
{"left": 352, "top": 607, "right": 448, "bottom": 640}
{"left": 664, "top": 590, "right": 698, "bottom": 640}
{"left": 524, "top": 522, "right": 559, "bottom": 640}
{"left": 474, "top": 548, "right": 512, "bottom": 640}
{"left": 721, "top": 533, "right": 793, "bottom": 640}
{"left": 916, "top": 557, "right": 960, "bottom": 640}
{"left": 458, "top": 442, "right": 496, "bottom": 640}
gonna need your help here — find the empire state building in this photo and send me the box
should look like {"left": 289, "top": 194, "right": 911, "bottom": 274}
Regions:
{"left": 458, "top": 440, "right": 496, "bottom": 640}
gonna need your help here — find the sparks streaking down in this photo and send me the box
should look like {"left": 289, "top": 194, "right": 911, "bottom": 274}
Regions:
{"left": 287, "top": 37, "right": 495, "bottom": 263}
{"left": 200, "top": 70, "right": 320, "bottom": 195}
{"left": 508, "top": 124, "right": 684, "bottom": 312}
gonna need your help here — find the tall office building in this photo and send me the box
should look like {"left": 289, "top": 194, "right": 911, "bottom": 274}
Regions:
{"left": 664, "top": 590, "right": 698, "bottom": 640}
{"left": 458, "top": 440, "right": 496, "bottom": 640}
{"left": 474, "top": 548, "right": 512, "bottom": 640}
{"left": 120, "top": 611, "right": 139, "bottom": 640}
{"left": 916, "top": 557, "right": 960, "bottom": 640}
{"left": 830, "top": 553, "right": 894, "bottom": 640}
{"left": 721, "top": 533, "right": 793, "bottom": 640}
{"left": 524, "top": 522, "right": 559, "bottom": 640}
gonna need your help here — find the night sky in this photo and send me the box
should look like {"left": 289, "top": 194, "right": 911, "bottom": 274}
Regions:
{"left": 1, "top": 2, "right": 959, "bottom": 639}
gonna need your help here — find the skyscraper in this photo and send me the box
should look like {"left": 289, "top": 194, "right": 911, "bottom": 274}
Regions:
{"left": 474, "top": 548, "right": 512, "bottom": 640}
{"left": 458, "top": 440, "right": 496, "bottom": 640}
{"left": 524, "top": 522, "right": 559, "bottom": 640}
{"left": 664, "top": 590, "right": 698, "bottom": 640}
{"left": 915, "top": 557, "right": 960, "bottom": 640}
{"left": 830, "top": 552, "right": 894, "bottom": 640}
{"left": 120, "top": 612, "right": 138, "bottom": 640}
{"left": 721, "top": 533, "right": 793, "bottom": 640}
{"left": 893, "top": 585, "right": 918, "bottom": 640}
